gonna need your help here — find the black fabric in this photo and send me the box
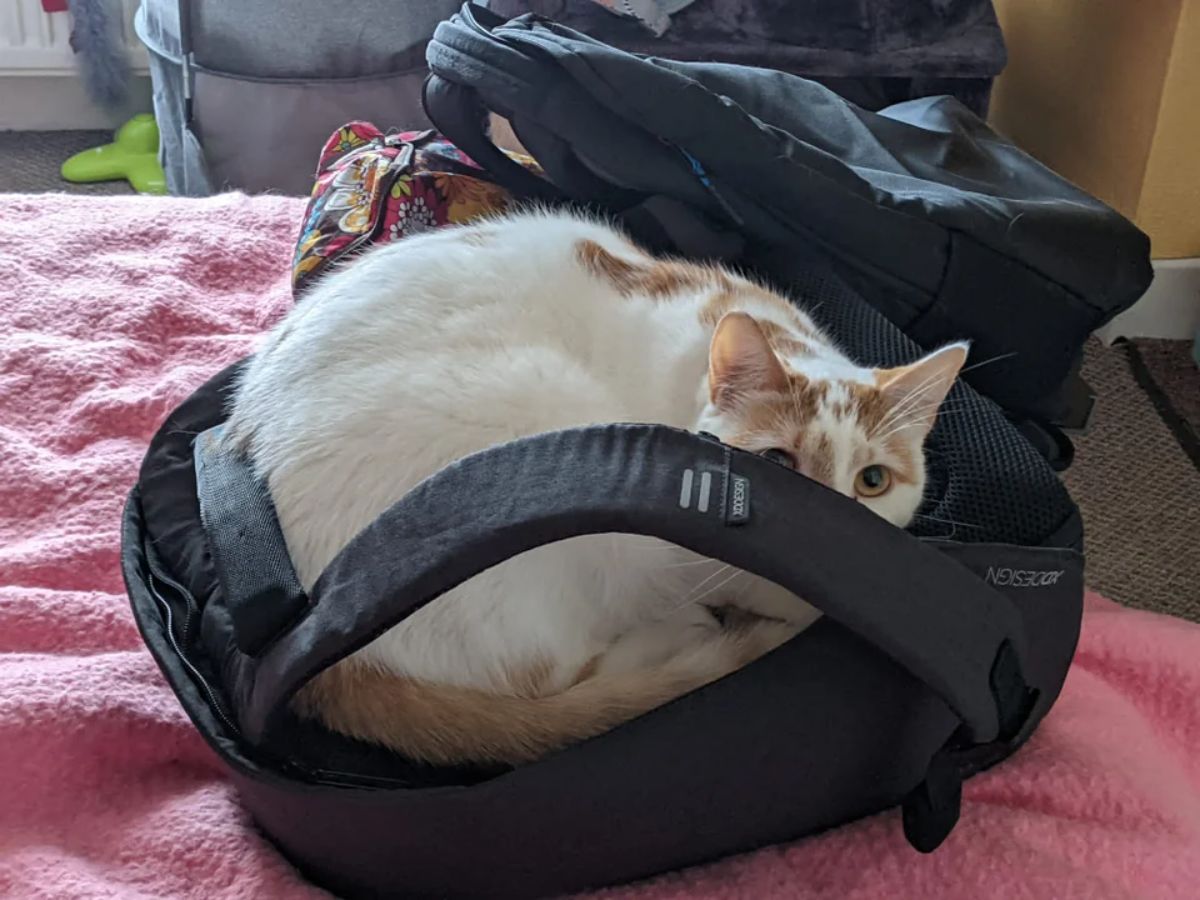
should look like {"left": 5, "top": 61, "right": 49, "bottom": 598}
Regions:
{"left": 908, "top": 233, "right": 1096, "bottom": 411}
{"left": 422, "top": 75, "right": 566, "bottom": 204}
{"left": 194, "top": 426, "right": 309, "bottom": 656}
{"left": 424, "top": 3, "right": 1153, "bottom": 421}
{"left": 193, "top": 417, "right": 1054, "bottom": 856}
{"left": 122, "top": 348, "right": 1086, "bottom": 896}
{"left": 119, "top": 209, "right": 1090, "bottom": 893}
{"left": 902, "top": 744, "right": 964, "bottom": 852}
{"left": 123, "top": 397, "right": 1084, "bottom": 897}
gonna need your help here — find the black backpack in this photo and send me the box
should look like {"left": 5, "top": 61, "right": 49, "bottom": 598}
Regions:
{"left": 122, "top": 6, "right": 1102, "bottom": 896}
{"left": 126, "top": 364, "right": 1082, "bottom": 899}
{"left": 423, "top": 4, "right": 1152, "bottom": 441}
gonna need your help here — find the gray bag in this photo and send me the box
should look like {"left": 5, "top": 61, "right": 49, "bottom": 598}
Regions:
{"left": 136, "top": 0, "right": 460, "bottom": 196}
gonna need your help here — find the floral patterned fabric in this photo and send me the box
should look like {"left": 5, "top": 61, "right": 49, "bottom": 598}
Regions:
{"left": 292, "top": 122, "right": 540, "bottom": 297}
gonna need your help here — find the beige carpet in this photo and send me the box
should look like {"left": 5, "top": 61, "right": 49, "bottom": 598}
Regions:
{"left": 1067, "top": 340, "right": 1199, "bottom": 622}
{"left": 4, "top": 131, "right": 1198, "bottom": 621}
{"left": 0, "top": 129, "right": 134, "bottom": 195}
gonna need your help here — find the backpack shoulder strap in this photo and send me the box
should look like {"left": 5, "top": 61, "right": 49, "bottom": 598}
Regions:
{"left": 197, "top": 425, "right": 1037, "bottom": 751}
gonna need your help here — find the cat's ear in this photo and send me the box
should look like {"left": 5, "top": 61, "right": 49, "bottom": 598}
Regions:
{"left": 875, "top": 342, "right": 969, "bottom": 435}
{"left": 708, "top": 312, "right": 789, "bottom": 406}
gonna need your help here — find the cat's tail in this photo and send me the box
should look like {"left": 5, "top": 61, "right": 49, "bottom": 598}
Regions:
{"left": 294, "top": 619, "right": 796, "bottom": 767}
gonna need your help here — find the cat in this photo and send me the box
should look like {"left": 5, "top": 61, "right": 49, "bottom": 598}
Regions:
{"left": 224, "top": 209, "right": 967, "bottom": 767}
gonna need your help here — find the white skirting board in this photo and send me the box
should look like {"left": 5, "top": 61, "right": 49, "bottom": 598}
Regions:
{"left": 0, "top": 74, "right": 151, "bottom": 130}
{"left": 0, "top": 0, "right": 149, "bottom": 129}
{"left": 1096, "top": 258, "right": 1200, "bottom": 344}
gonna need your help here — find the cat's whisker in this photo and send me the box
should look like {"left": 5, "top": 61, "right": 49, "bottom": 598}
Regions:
{"left": 879, "top": 409, "right": 975, "bottom": 438}
{"left": 869, "top": 373, "right": 950, "bottom": 437}
{"left": 661, "top": 566, "right": 741, "bottom": 616}
{"left": 662, "top": 557, "right": 726, "bottom": 569}
{"left": 688, "top": 569, "right": 745, "bottom": 608}
{"left": 874, "top": 402, "right": 972, "bottom": 433}
{"left": 625, "top": 543, "right": 693, "bottom": 554}
{"left": 883, "top": 399, "right": 972, "bottom": 420}
{"left": 872, "top": 402, "right": 975, "bottom": 440}
{"left": 873, "top": 376, "right": 942, "bottom": 429}
{"left": 957, "top": 351, "right": 1019, "bottom": 376}
{"left": 922, "top": 408, "right": 971, "bottom": 418}
{"left": 872, "top": 419, "right": 936, "bottom": 442}
{"left": 913, "top": 512, "right": 982, "bottom": 530}
{"left": 730, "top": 576, "right": 755, "bottom": 603}
{"left": 685, "top": 563, "right": 733, "bottom": 599}
{"left": 622, "top": 540, "right": 697, "bottom": 555}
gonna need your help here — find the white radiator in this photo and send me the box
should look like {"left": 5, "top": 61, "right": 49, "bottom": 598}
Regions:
{"left": 0, "top": 0, "right": 147, "bottom": 76}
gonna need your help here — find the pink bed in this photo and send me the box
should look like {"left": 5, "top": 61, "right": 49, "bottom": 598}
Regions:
{"left": 1, "top": 193, "right": 1198, "bottom": 899}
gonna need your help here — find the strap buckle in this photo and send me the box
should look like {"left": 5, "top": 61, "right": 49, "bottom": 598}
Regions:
{"left": 901, "top": 641, "right": 1040, "bottom": 852}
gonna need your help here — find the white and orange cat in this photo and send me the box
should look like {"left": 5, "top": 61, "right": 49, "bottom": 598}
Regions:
{"left": 225, "top": 210, "right": 967, "bottom": 766}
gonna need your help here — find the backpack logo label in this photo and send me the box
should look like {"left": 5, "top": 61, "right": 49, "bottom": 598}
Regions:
{"left": 985, "top": 566, "right": 1065, "bottom": 588}
{"left": 678, "top": 468, "right": 712, "bottom": 512}
{"left": 727, "top": 474, "right": 750, "bottom": 524}
{"left": 679, "top": 468, "right": 749, "bottom": 524}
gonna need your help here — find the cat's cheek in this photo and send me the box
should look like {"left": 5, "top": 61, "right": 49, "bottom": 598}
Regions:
{"left": 888, "top": 487, "right": 921, "bottom": 528}
{"left": 864, "top": 482, "right": 925, "bottom": 528}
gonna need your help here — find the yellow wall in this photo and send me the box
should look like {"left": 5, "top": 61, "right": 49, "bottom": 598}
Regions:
{"left": 990, "top": 0, "right": 1199, "bottom": 258}
{"left": 1135, "top": 0, "right": 1200, "bottom": 258}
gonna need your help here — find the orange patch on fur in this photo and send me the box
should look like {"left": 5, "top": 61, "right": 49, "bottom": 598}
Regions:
{"left": 755, "top": 318, "right": 813, "bottom": 357}
{"left": 576, "top": 240, "right": 731, "bottom": 300}
{"left": 883, "top": 433, "right": 920, "bottom": 485}
{"left": 803, "top": 433, "right": 835, "bottom": 485}
{"left": 733, "top": 382, "right": 818, "bottom": 424}
{"left": 841, "top": 381, "right": 925, "bottom": 485}
{"left": 575, "top": 239, "right": 645, "bottom": 294}
{"left": 575, "top": 241, "right": 819, "bottom": 365}
{"left": 724, "top": 376, "right": 826, "bottom": 450}
{"left": 698, "top": 290, "right": 735, "bottom": 326}
{"left": 843, "top": 381, "right": 892, "bottom": 434}
{"left": 641, "top": 261, "right": 723, "bottom": 298}
{"left": 723, "top": 374, "right": 934, "bottom": 490}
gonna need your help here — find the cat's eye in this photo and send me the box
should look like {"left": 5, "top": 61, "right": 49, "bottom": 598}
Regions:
{"left": 760, "top": 448, "right": 796, "bottom": 469}
{"left": 855, "top": 464, "right": 892, "bottom": 497}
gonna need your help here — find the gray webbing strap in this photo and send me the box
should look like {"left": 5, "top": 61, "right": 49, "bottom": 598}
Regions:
{"left": 195, "top": 426, "right": 308, "bottom": 655}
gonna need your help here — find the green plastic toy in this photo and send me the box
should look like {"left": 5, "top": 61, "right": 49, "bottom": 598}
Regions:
{"left": 61, "top": 114, "right": 168, "bottom": 195}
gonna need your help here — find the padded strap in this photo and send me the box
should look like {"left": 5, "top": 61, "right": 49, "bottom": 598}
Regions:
{"left": 194, "top": 426, "right": 308, "bottom": 655}
{"left": 225, "top": 424, "right": 1030, "bottom": 752}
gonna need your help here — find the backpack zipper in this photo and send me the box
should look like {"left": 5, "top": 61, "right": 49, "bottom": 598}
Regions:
{"left": 145, "top": 563, "right": 241, "bottom": 737}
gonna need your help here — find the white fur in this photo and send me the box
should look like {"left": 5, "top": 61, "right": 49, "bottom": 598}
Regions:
{"left": 226, "top": 210, "right": 949, "bottom": 697}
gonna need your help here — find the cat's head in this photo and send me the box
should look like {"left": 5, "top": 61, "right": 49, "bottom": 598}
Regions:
{"left": 695, "top": 312, "right": 967, "bottom": 527}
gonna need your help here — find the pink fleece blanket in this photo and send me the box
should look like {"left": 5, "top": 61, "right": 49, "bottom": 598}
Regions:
{"left": 1, "top": 193, "right": 1198, "bottom": 900}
